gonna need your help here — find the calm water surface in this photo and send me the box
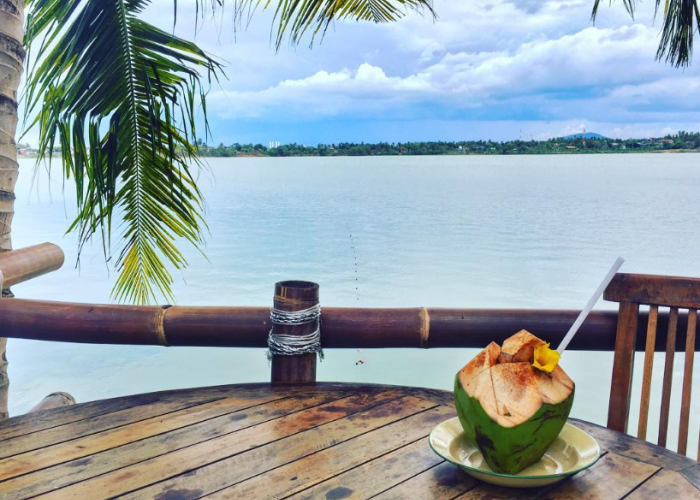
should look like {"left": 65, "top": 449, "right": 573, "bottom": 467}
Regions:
{"left": 9, "top": 154, "right": 700, "bottom": 452}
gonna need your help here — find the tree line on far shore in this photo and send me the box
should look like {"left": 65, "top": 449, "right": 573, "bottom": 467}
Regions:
{"left": 197, "top": 131, "right": 700, "bottom": 157}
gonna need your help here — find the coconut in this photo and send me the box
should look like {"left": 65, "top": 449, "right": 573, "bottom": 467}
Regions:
{"left": 454, "top": 330, "right": 574, "bottom": 474}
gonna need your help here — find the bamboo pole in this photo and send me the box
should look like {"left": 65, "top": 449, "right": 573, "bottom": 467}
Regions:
{"left": 27, "top": 392, "right": 76, "bottom": 413}
{"left": 0, "top": 298, "right": 692, "bottom": 351}
{"left": 0, "top": 243, "right": 64, "bottom": 419}
{"left": 0, "top": 243, "right": 64, "bottom": 287}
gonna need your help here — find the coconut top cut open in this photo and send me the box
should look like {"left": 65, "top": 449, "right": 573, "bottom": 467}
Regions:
{"left": 457, "top": 330, "right": 574, "bottom": 428}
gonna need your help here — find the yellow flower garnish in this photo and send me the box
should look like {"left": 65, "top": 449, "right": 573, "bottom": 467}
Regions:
{"left": 532, "top": 343, "right": 561, "bottom": 373}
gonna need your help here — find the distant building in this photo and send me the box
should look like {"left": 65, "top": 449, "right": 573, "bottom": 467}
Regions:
{"left": 658, "top": 139, "right": 674, "bottom": 145}
{"left": 17, "top": 148, "right": 27, "bottom": 155}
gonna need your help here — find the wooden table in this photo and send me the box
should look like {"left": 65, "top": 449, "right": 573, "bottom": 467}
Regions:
{"left": 0, "top": 383, "right": 698, "bottom": 499}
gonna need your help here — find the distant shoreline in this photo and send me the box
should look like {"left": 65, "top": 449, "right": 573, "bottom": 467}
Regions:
{"left": 18, "top": 149, "right": 700, "bottom": 160}
{"left": 201, "top": 149, "right": 700, "bottom": 158}
{"left": 198, "top": 134, "right": 700, "bottom": 157}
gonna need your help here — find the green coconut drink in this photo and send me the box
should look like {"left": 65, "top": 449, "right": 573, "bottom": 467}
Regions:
{"left": 454, "top": 330, "right": 575, "bottom": 475}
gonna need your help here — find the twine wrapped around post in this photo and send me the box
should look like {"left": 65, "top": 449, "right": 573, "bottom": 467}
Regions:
{"left": 269, "top": 281, "right": 321, "bottom": 384}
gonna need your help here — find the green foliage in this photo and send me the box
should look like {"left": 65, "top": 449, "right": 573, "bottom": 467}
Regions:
{"left": 21, "top": 0, "right": 436, "bottom": 305}
{"left": 198, "top": 0, "right": 435, "bottom": 48}
{"left": 199, "top": 132, "right": 700, "bottom": 157}
{"left": 592, "top": 0, "right": 700, "bottom": 67}
{"left": 24, "top": 0, "right": 222, "bottom": 304}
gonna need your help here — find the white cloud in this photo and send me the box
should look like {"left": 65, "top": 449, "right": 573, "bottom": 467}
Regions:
{"left": 208, "top": 21, "right": 690, "bottom": 124}
{"left": 139, "top": 0, "right": 700, "bottom": 139}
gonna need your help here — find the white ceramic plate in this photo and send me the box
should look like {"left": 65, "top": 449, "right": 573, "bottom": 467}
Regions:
{"left": 429, "top": 417, "right": 602, "bottom": 488}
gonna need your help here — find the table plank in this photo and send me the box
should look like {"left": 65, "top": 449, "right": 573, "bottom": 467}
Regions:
{"left": 0, "top": 392, "right": 227, "bottom": 460}
{"left": 571, "top": 419, "right": 697, "bottom": 471}
{"left": 0, "top": 392, "right": 285, "bottom": 480}
{"left": 0, "top": 391, "right": 347, "bottom": 500}
{"left": 202, "top": 405, "right": 454, "bottom": 500}
{"left": 0, "top": 383, "right": 695, "bottom": 500}
{"left": 625, "top": 469, "right": 700, "bottom": 500}
{"left": 680, "top": 465, "right": 700, "bottom": 491}
{"left": 286, "top": 439, "right": 444, "bottom": 500}
{"left": 538, "top": 453, "right": 659, "bottom": 500}
{"left": 33, "top": 390, "right": 413, "bottom": 500}
{"left": 371, "top": 461, "right": 479, "bottom": 500}
{"left": 118, "top": 397, "right": 442, "bottom": 500}
{"left": 0, "top": 384, "right": 254, "bottom": 442}
{"left": 454, "top": 483, "right": 553, "bottom": 500}
{"left": 451, "top": 453, "right": 658, "bottom": 500}
{"left": 0, "top": 394, "right": 162, "bottom": 442}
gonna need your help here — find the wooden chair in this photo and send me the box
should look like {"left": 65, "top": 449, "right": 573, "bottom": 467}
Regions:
{"left": 604, "top": 273, "right": 700, "bottom": 457}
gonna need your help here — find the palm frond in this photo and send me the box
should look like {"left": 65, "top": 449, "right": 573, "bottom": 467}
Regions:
{"left": 24, "top": 0, "right": 222, "bottom": 304}
{"left": 197, "top": 0, "right": 435, "bottom": 48}
{"left": 592, "top": 0, "right": 700, "bottom": 67}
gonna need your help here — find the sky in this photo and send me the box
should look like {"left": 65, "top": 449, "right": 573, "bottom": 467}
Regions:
{"left": 25, "top": 0, "right": 700, "bottom": 145}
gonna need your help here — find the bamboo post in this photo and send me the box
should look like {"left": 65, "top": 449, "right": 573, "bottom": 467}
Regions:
{"left": 28, "top": 392, "right": 75, "bottom": 413}
{"left": 270, "top": 281, "right": 320, "bottom": 384}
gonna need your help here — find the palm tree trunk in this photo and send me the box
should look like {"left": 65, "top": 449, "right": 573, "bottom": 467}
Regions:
{"left": 0, "top": 0, "right": 25, "bottom": 420}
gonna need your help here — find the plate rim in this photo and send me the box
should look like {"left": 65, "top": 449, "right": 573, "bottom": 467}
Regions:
{"left": 429, "top": 417, "right": 603, "bottom": 480}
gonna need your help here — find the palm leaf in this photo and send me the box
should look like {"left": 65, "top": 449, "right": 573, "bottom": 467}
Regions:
{"left": 592, "top": 0, "right": 700, "bottom": 67}
{"left": 199, "top": 0, "right": 435, "bottom": 48}
{"left": 23, "top": 0, "right": 432, "bottom": 305}
{"left": 24, "top": 0, "right": 222, "bottom": 304}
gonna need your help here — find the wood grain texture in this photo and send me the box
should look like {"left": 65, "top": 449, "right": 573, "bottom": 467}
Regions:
{"left": 0, "top": 383, "right": 696, "bottom": 500}
{"left": 570, "top": 419, "right": 697, "bottom": 471}
{"left": 537, "top": 453, "right": 659, "bottom": 500}
{"left": 0, "top": 393, "right": 283, "bottom": 480}
{"left": 270, "top": 280, "right": 319, "bottom": 384}
{"left": 658, "top": 307, "right": 678, "bottom": 448}
{"left": 0, "top": 391, "right": 228, "bottom": 460}
{"left": 0, "top": 301, "right": 690, "bottom": 351}
{"left": 203, "top": 406, "right": 454, "bottom": 500}
{"left": 680, "top": 464, "right": 700, "bottom": 491}
{"left": 114, "top": 395, "right": 438, "bottom": 500}
{"left": 0, "top": 392, "right": 347, "bottom": 500}
{"left": 679, "top": 308, "right": 697, "bottom": 456}
{"left": 371, "top": 462, "right": 478, "bottom": 500}
{"left": 0, "top": 392, "right": 164, "bottom": 441}
{"left": 605, "top": 273, "right": 700, "bottom": 309}
{"left": 626, "top": 469, "right": 700, "bottom": 500}
{"left": 286, "top": 439, "right": 443, "bottom": 500}
{"left": 0, "top": 243, "right": 63, "bottom": 288}
{"left": 637, "top": 305, "right": 658, "bottom": 440}
{"left": 607, "top": 301, "right": 639, "bottom": 433}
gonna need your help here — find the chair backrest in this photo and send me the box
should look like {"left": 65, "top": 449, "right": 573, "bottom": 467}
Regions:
{"left": 604, "top": 273, "right": 700, "bottom": 457}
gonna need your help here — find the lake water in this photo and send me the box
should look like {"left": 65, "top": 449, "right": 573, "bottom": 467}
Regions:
{"left": 8, "top": 154, "right": 700, "bottom": 453}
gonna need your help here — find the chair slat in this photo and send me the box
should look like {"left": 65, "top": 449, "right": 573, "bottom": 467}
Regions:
{"left": 637, "top": 305, "right": 658, "bottom": 440}
{"left": 678, "top": 309, "right": 697, "bottom": 455}
{"left": 608, "top": 302, "right": 639, "bottom": 433}
{"left": 658, "top": 307, "right": 678, "bottom": 448}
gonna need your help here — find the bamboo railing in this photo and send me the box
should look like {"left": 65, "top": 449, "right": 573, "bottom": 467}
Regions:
{"left": 0, "top": 243, "right": 64, "bottom": 288}
{"left": 0, "top": 299, "right": 691, "bottom": 351}
{"left": 0, "top": 243, "right": 698, "bottom": 391}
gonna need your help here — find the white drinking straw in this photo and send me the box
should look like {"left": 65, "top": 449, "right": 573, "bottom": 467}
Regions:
{"left": 557, "top": 257, "right": 625, "bottom": 354}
